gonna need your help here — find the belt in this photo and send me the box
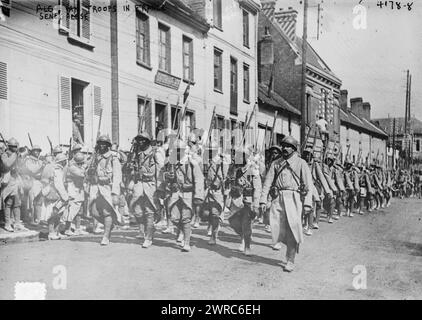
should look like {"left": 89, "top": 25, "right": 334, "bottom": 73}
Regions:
{"left": 98, "top": 179, "right": 111, "bottom": 186}
{"left": 279, "top": 188, "right": 299, "bottom": 192}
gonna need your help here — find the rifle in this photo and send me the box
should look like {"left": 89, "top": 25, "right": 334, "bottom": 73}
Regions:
{"left": 171, "top": 96, "right": 181, "bottom": 131}
{"left": 264, "top": 121, "right": 269, "bottom": 150}
{"left": 27, "top": 133, "right": 33, "bottom": 149}
{"left": 0, "top": 132, "right": 7, "bottom": 147}
{"left": 268, "top": 111, "right": 278, "bottom": 148}
{"left": 204, "top": 106, "right": 217, "bottom": 149}
{"left": 300, "top": 124, "right": 312, "bottom": 155}
{"left": 68, "top": 138, "right": 72, "bottom": 159}
{"left": 240, "top": 103, "right": 257, "bottom": 147}
{"left": 96, "top": 108, "right": 103, "bottom": 140}
{"left": 47, "top": 136, "right": 53, "bottom": 155}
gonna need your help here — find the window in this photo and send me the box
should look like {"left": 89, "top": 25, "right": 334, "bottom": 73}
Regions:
{"left": 158, "top": 23, "right": 171, "bottom": 73}
{"left": 138, "top": 97, "right": 152, "bottom": 136}
{"left": 243, "top": 64, "right": 250, "bottom": 103}
{"left": 1, "top": 0, "right": 11, "bottom": 17}
{"left": 182, "top": 36, "right": 194, "bottom": 82}
{"left": 416, "top": 139, "right": 420, "bottom": 152}
{"left": 214, "top": 48, "right": 223, "bottom": 91}
{"left": 136, "top": 11, "right": 150, "bottom": 67}
{"left": 213, "top": 0, "right": 222, "bottom": 29}
{"left": 243, "top": 10, "right": 249, "bottom": 47}
{"left": 230, "top": 57, "right": 238, "bottom": 115}
{"left": 68, "top": 0, "right": 91, "bottom": 41}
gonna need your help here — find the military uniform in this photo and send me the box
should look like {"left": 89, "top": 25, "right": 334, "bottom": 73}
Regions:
{"left": 0, "top": 138, "right": 24, "bottom": 232}
{"left": 130, "top": 132, "right": 165, "bottom": 248}
{"left": 260, "top": 136, "right": 313, "bottom": 272}
{"left": 225, "top": 147, "right": 261, "bottom": 256}
{"left": 158, "top": 140, "right": 204, "bottom": 252}
{"left": 62, "top": 152, "right": 86, "bottom": 235}
{"left": 22, "top": 146, "right": 44, "bottom": 224}
{"left": 322, "top": 156, "right": 337, "bottom": 223}
{"left": 87, "top": 135, "right": 123, "bottom": 245}
{"left": 202, "top": 149, "right": 229, "bottom": 245}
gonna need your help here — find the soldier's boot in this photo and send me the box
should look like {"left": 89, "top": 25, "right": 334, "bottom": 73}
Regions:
{"left": 3, "top": 207, "right": 14, "bottom": 232}
{"left": 33, "top": 205, "right": 42, "bottom": 225}
{"left": 100, "top": 216, "right": 113, "bottom": 246}
{"left": 13, "top": 207, "right": 26, "bottom": 231}
{"left": 143, "top": 215, "right": 155, "bottom": 248}
{"left": 238, "top": 238, "right": 245, "bottom": 252}
{"left": 181, "top": 223, "right": 191, "bottom": 252}
{"left": 244, "top": 237, "right": 252, "bottom": 256}
{"left": 207, "top": 224, "right": 212, "bottom": 236}
{"left": 176, "top": 227, "right": 184, "bottom": 245}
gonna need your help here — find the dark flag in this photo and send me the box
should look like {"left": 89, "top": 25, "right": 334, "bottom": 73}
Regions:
{"left": 183, "top": 83, "right": 191, "bottom": 104}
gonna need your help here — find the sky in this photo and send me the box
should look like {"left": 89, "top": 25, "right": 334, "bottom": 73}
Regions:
{"left": 275, "top": 0, "right": 422, "bottom": 120}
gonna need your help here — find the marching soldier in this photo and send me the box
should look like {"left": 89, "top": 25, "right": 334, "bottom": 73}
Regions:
{"left": 301, "top": 145, "right": 321, "bottom": 236}
{"left": 41, "top": 153, "right": 69, "bottom": 240}
{"left": 260, "top": 136, "right": 313, "bottom": 272}
{"left": 225, "top": 146, "right": 261, "bottom": 256}
{"left": 129, "top": 132, "right": 164, "bottom": 248}
{"left": 201, "top": 142, "right": 228, "bottom": 245}
{"left": 322, "top": 153, "right": 338, "bottom": 223}
{"left": 0, "top": 138, "right": 25, "bottom": 232}
{"left": 87, "top": 135, "right": 123, "bottom": 246}
{"left": 62, "top": 152, "right": 88, "bottom": 236}
{"left": 23, "top": 145, "right": 44, "bottom": 225}
{"left": 333, "top": 157, "right": 346, "bottom": 217}
{"left": 187, "top": 132, "right": 204, "bottom": 229}
{"left": 158, "top": 139, "right": 204, "bottom": 252}
{"left": 343, "top": 156, "right": 357, "bottom": 217}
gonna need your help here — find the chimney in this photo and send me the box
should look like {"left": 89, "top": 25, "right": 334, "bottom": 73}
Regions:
{"left": 274, "top": 7, "right": 298, "bottom": 42}
{"left": 362, "top": 102, "right": 371, "bottom": 120}
{"left": 340, "top": 90, "right": 348, "bottom": 111}
{"left": 261, "top": 0, "right": 276, "bottom": 21}
{"left": 350, "top": 97, "right": 364, "bottom": 119}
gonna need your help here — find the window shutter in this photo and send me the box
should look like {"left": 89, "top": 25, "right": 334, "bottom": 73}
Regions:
{"left": 144, "top": 100, "right": 152, "bottom": 137}
{"left": 166, "top": 28, "right": 171, "bottom": 73}
{"left": 93, "top": 86, "right": 102, "bottom": 116}
{"left": 58, "top": 76, "right": 72, "bottom": 144}
{"left": 145, "top": 17, "right": 150, "bottom": 65}
{"left": 82, "top": 0, "right": 90, "bottom": 40}
{"left": 0, "top": 62, "right": 7, "bottom": 100}
{"left": 189, "top": 40, "right": 194, "bottom": 81}
{"left": 59, "top": 0, "right": 70, "bottom": 33}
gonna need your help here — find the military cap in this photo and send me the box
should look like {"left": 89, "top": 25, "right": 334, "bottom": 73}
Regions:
{"left": 281, "top": 136, "right": 298, "bottom": 150}
{"left": 72, "top": 143, "right": 83, "bottom": 152}
{"left": 31, "top": 145, "right": 42, "bottom": 152}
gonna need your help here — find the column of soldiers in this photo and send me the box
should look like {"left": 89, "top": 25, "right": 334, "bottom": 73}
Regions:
{"left": 0, "top": 128, "right": 418, "bottom": 273}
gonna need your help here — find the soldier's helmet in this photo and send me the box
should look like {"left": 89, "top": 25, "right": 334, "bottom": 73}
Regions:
{"left": 53, "top": 146, "right": 63, "bottom": 154}
{"left": 72, "top": 143, "right": 83, "bottom": 152}
{"left": 73, "top": 152, "right": 85, "bottom": 164}
{"left": 281, "top": 136, "right": 298, "bottom": 150}
{"left": 55, "top": 153, "right": 67, "bottom": 164}
{"left": 96, "top": 135, "right": 112, "bottom": 147}
{"left": 7, "top": 138, "right": 19, "bottom": 147}
{"left": 31, "top": 145, "right": 42, "bottom": 152}
{"left": 269, "top": 145, "right": 283, "bottom": 154}
{"left": 135, "top": 132, "right": 151, "bottom": 142}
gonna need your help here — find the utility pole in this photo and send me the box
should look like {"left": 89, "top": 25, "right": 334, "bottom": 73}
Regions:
{"left": 404, "top": 70, "right": 409, "bottom": 168}
{"left": 300, "top": 0, "right": 309, "bottom": 147}
{"left": 392, "top": 117, "right": 396, "bottom": 170}
{"left": 408, "top": 74, "right": 412, "bottom": 169}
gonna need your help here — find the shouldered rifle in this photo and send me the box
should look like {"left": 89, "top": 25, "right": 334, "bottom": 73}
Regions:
{"left": 269, "top": 111, "right": 278, "bottom": 148}
{"left": 47, "top": 136, "right": 53, "bottom": 155}
{"left": 27, "top": 133, "right": 33, "bottom": 149}
{"left": 0, "top": 132, "right": 7, "bottom": 147}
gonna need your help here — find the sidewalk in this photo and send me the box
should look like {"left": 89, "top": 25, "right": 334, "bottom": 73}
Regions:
{"left": 0, "top": 228, "right": 40, "bottom": 245}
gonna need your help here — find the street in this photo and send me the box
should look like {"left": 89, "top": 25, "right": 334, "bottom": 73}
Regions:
{"left": 1, "top": 197, "right": 421, "bottom": 300}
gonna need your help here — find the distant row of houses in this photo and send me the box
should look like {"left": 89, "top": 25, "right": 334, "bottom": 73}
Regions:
{"left": 0, "top": 0, "right": 417, "bottom": 168}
